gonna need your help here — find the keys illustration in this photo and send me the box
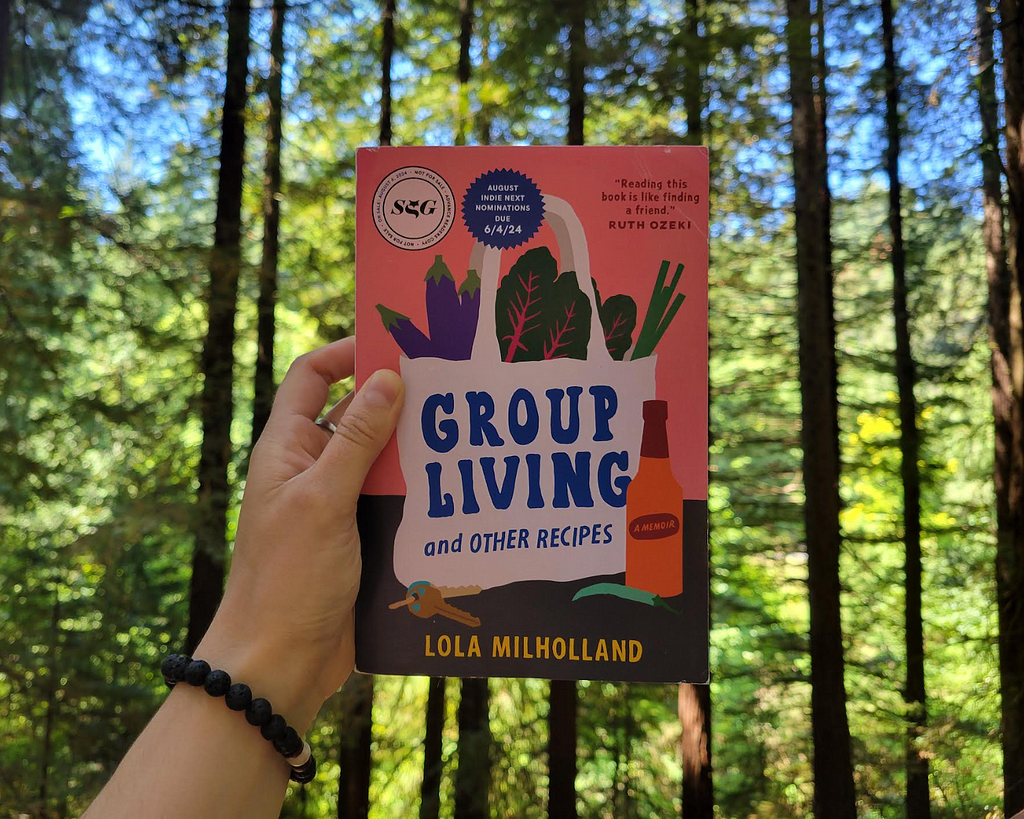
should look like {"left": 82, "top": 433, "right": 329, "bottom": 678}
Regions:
{"left": 389, "top": 581, "right": 481, "bottom": 628}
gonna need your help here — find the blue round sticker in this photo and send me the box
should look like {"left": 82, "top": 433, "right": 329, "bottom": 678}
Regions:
{"left": 461, "top": 169, "right": 545, "bottom": 249}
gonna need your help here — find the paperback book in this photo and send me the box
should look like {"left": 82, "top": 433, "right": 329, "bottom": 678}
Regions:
{"left": 354, "top": 146, "right": 708, "bottom": 682}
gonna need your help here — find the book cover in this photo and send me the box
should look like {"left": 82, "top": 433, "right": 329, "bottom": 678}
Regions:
{"left": 354, "top": 146, "right": 708, "bottom": 682}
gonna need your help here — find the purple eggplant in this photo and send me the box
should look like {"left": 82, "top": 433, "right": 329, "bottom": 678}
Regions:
{"left": 376, "top": 304, "right": 434, "bottom": 358}
{"left": 424, "top": 254, "right": 461, "bottom": 359}
{"left": 450, "top": 268, "right": 481, "bottom": 360}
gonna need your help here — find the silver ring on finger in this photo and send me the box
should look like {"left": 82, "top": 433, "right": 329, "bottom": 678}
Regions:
{"left": 315, "top": 417, "right": 337, "bottom": 436}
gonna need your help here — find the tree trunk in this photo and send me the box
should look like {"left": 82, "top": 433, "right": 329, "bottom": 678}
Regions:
{"left": 978, "top": 0, "right": 1018, "bottom": 807}
{"left": 812, "top": 0, "right": 839, "bottom": 463}
{"left": 380, "top": 0, "right": 395, "bottom": 146}
{"left": 455, "top": 0, "right": 474, "bottom": 145}
{"left": 679, "top": 1, "right": 714, "bottom": 813}
{"left": 547, "top": 679, "right": 577, "bottom": 818}
{"left": 338, "top": 15, "right": 397, "bottom": 808}
{"left": 880, "top": 0, "right": 930, "bottom": 814}
{"left": 39, "top": 595, "right": 60, "bottom": 818}
{"left": 187, "top": 0, "right": 252, "bottom": 654}
{"left": 338, "top": 674, "right": 374, "bottom": 819}
{"left": 420, "top": 677, "right": 446, "bottom": 819}
{"left": 0, "top": 0, "right": 10, "bottom": 144}
{"left": 999, "top": 0, "right": 1024, "bottom": 812}
{"left": 785, "top": 0, "right": 857, "bottom": 815}
{"left": 683, "top": 0, "right": 702, "bottom": 145}
{"left": 679, "top": 683, "right": 713, "bottom": 818}
{"left": 251, "top": 0, "right": 286, "bottom": 449}
{"left": 546, "top": 8, "right": 586, "bottom": 815}
{"left": 476, "top": 3, "right": 492, "bottom": 146}
{"left": 454, "top": 678, "right": 490, "bottom": 819}
{"left": 566, "top": 0, "right": 586, "bottom": 146}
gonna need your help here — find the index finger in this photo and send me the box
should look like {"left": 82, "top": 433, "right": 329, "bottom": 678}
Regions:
{"left": 270, "top": 337, "right": 356, "bottom": 422}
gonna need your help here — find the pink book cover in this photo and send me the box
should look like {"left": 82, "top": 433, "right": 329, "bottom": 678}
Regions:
{"left": 354, "top": 146, "right": 708, "bottom": 682}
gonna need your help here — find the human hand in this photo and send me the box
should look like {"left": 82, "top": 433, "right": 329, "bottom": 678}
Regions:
{"left": 195, "top": 338, "right": 404, "bottom": 732}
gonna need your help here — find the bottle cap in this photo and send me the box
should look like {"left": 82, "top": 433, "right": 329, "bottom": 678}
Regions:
{"left": 642, "top": 400, "right": 667, "bottom": 422}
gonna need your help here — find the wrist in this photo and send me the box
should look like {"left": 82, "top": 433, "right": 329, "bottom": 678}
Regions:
{"left": 195, "top": 619, "right": 325, "bottom": 734}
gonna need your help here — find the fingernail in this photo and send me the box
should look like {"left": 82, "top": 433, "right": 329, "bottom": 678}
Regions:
{"left": 363, "top": 369, "right": 403, "bottom": 408}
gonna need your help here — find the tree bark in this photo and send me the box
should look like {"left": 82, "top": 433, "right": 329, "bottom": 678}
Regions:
{"left": 679, "top": 1, "right": 714, "bottom": 813}
{"left": 187, "top": 0, "right": 251, "bottom": 654}
{"left": 979, "top": 0, "right": 1012, "bottom": 700}
{"left": 812, "top": 0, "right": 839, "bottom": 464}
{"left": 785, "top": 0, "right": 857, "bottom": 815}
{"left": 251, "top": 0, "right": 286, "bottom": 449}
{"left": 420, "top": 678, "right": 446, "bottom": 819}
{"left": 546, "top": 8, "right": 586, "bottom": 815}
{"left": 455, "top": 0, "right": 474, "bottom": 145}
{"left": 999, "top": 0, "right": 1024, "bottom": 812}
{"left": 679, "top": 683, "right": 713, "bottom": 818}
{"left": 880, "top": 0, "right": 930, "bottom": 813}
{"left": 338, "top": 674, "right": 374, "bottom": 819}
{"left": 0, "top": 0, "right": 10, "bottom": 144}
{"left": 380, "top": 0, "right": 395, "bottom": 146}
{"left": 453, "top": 678, "right": 490, "bottom": 819}
{"left": 39, "top": 595, "right": 60, "bottom": 817}
{"left": 566, "top": 0, "right": 586, "bottom": 146}
{"left": 547, "top": 679, "right": 577, "bottom": 819}
{"left": 683, "top": 0, "right": 702, "bottom": 145}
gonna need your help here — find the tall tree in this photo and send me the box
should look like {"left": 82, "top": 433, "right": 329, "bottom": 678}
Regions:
{"left": 999, "top": 0, "right": 1024, "bottom": 812}
{"left": 880, "top": 0, "right": 930, "bottom": 812}
{"left": 380, "top": 0, "right": 396, "bottom": 146}
{"left": 682, "top": 0, "right": 702, "bottom": 146}
{"left": 977, "top": 0, "right": 1017, "bottom": 807}
{"left": 186, "top": 0, "right": 252, "bottom": 653}
{"left": 679, "top": 683, "right": 713, "bottom": 818}
{"left": 812, "top": 0, "right": 838, "bottom": 460}
{"left": 784, "top": 0, "right": 857, "bottom": 815}
{"left": 339, "top": 8, "right": 400, "bottom": 812}
{"left": 251, "top": 0, "right": 287, "bottom": 448}
{"left": 338, "top": 675, "right": 374, "bottom": 819}
{"left": 548, "top": 5, "right": 586, "bottom": 818}
{"left": 566, "top": 0, "right": 586, "bottom": 146}
{"left": 0, "top": 0, "right": 10, "bottom": 143}
{"left": 678, "top": 2, "right": 714, "bottom": 815}
{"left": 454, "top": 678, "right": 491, "bottom": 819}
{"left": 420, "top": 678, "right": 446, "bottom": 819}
{"left": 455, "top": 0, "right": 474, "bottom": 145}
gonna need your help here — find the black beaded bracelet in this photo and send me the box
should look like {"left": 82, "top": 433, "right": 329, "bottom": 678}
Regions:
{"left": 161, "top": 653, "right": 317, "bottom": 784}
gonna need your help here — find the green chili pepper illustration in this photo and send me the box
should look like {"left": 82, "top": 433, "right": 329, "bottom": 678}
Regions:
{"left": 572, "top": 582, "right": 681, "bottom": 614}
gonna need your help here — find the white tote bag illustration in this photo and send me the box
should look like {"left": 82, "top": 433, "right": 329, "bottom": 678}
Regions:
{"left": 393, "top": 195, "right": 657, "bottom": 590}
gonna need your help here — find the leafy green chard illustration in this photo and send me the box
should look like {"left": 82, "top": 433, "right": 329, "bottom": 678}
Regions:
{"left": 495, "top": 246, "right": 592, "bottom": 362}
{"left": 592, "top": 278, "right": 638, "bottom": 361}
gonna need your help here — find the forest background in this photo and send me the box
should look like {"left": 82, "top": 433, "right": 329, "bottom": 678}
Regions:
{"left": 2, "top": 0, "right": 1024, "bottom": 817}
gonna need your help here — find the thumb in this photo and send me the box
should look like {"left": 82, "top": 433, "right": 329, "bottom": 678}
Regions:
{"left": 317, "top": 369, "right": 404, "bottom": 504}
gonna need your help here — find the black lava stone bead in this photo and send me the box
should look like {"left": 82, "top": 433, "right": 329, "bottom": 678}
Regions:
{"left": 225, "top": 683, "right": 252, "bottom": 711}
{"left": 184, "top": 659, "right": 211, "bottom": 686}
{"left": 203, "top": 669, "right": 231, "bottom": 697}
{"left": 290, "top": 756, "right": 316, "bottom": 783}
{"left": 161, "top": 654, "right": 190, "bottom": 684}
{"left": 274, "top": 726, "right": 302, "bottom": 757}
{"left": 260, "top": 714, "right": 287, "bottom": 742}
{"left": 245, "top": 697, "right": 273, "bottom": 726}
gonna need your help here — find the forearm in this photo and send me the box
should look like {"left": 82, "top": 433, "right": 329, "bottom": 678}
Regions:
{"left": 84, "top": 625, "right": 325, "bottom": 819}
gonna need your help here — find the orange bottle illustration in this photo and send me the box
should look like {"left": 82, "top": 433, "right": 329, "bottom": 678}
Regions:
{"left": 625, "top": 400, "right": 683, "bottom": 597}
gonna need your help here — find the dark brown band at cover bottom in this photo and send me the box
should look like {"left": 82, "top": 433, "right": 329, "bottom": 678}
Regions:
{"left": 355, "top": 495, "right": 709, "bottom": 684}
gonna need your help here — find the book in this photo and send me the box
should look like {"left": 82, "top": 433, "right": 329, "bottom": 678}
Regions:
{"left": 354, "top": 146, "right": 708, "bottom": 682}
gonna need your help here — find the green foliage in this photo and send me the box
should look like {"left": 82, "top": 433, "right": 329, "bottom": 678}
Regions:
{"left": 0, "top": 0, "right": 1007, "bottom": 816}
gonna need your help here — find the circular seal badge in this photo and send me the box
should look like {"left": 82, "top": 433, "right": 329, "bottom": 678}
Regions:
{"left": 373, "top": 166, "right": 456, "bottom": 250}
{"left": 461, "top": 168, "right": 545, "bottom": 249}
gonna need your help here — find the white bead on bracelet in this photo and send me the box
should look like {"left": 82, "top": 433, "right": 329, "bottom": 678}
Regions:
{"left": 287, "top": 741, "right": 313, "bottom": 768}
